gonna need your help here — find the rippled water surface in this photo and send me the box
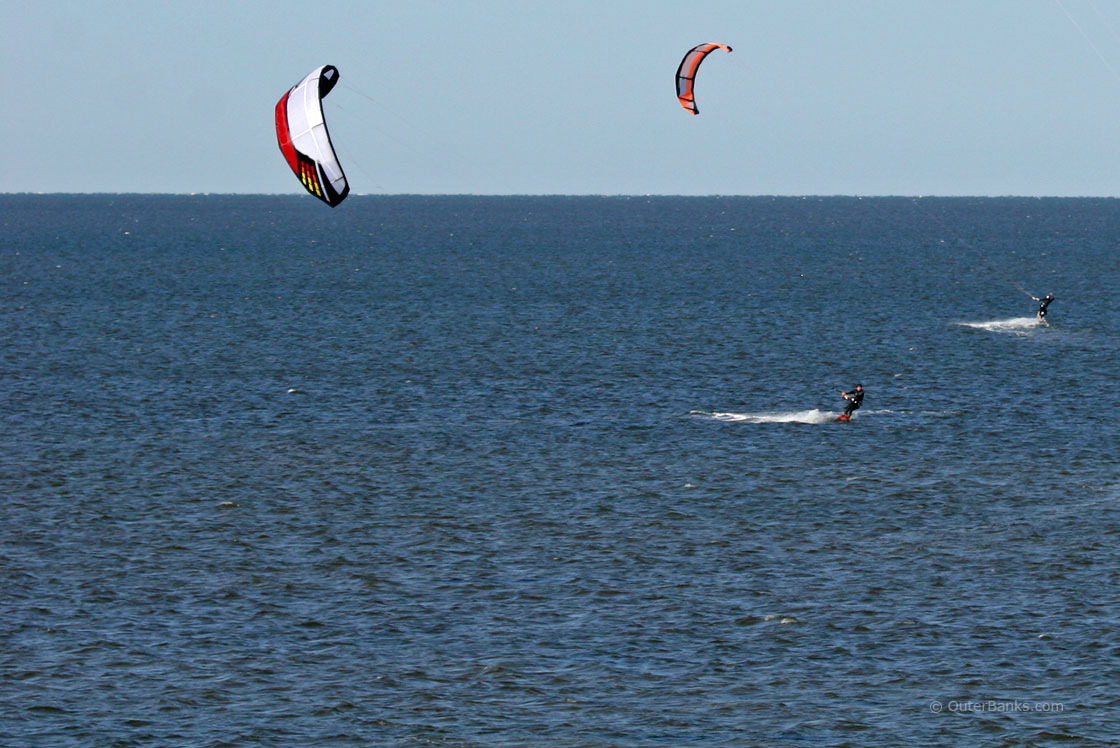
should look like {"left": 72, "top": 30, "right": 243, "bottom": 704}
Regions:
{"left": 3, "top": 195, "right": 1119, "bottom": 746}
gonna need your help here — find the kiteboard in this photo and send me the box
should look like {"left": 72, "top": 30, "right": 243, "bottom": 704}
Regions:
{"left": 836, "top": 413, "right": 851, "bottom": 423}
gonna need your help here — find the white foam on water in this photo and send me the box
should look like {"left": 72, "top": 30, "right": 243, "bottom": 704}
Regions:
{"left": 958, "top": 316, "right": 1040, "bottom": 334}
{"left": 692, "top": 408, "right": 838, "bottom": 424}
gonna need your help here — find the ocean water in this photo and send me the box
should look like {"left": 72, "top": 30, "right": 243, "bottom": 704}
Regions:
{"left": 2, "top": 195, "right": 1118, "bottom": 747}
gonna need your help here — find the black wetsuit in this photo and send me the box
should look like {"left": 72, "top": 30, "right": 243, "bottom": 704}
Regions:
{"left": 1038, "top": 295, "right": 1054, "bottom": 319}
{"left": 843, "top": 388, "right": 864, "bottom": 417}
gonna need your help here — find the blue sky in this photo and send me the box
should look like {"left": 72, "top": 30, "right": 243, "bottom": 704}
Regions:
{"left": 5, "top": 0, "right": 1120, "bottom": 196}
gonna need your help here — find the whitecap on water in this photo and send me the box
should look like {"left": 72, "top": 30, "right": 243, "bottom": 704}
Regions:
{"left": 763, "top": 614, "right": 804, "bottom": 624}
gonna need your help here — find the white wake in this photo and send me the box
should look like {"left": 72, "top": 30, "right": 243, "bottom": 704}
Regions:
{"left": 693, "top": 408, "right": 838, "bottom": 424}
{"left": 958, "top": 316, "right": 1040, "bottom": 334}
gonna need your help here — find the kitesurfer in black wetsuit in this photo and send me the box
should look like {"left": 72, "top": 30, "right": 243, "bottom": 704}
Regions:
{"left": 841, "top": 384, "right": 864, "bottom": 420}
{"left": 1034, "top": 292, "right": 1054, "bottom": 323}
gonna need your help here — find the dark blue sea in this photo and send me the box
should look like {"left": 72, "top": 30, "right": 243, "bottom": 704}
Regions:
{"left": 2, "top": 195, "right": 1119, "bottom": 747}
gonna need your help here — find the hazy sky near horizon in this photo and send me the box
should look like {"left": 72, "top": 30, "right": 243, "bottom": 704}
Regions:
{"left": 6, "top": 0, "right": 1120, "bottom": 196}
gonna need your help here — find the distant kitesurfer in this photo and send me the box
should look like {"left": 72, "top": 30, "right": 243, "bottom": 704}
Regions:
{"left": 838, "top": 384, "right": 864, "bottom": 422}
{"left": 1033, "top": 292, "right": 1055, "bottom": 323}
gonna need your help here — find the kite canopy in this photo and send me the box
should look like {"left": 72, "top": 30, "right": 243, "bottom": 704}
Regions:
{"left": 275, "top": 65, "right": 350, "bottom": 207}
{"left": 675, "top": 43, "right": 732, "bottom": 115}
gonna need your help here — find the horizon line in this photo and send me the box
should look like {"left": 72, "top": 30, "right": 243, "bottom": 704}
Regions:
{"left": 3, "top": 192, "right": 1119, "bottom": 200}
